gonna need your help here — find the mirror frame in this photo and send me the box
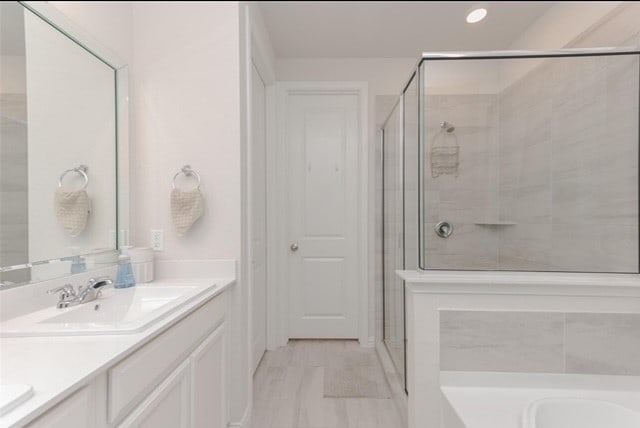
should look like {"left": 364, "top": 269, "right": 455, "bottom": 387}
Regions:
{"left": 0, "top": 1, "right": 129, "bottom": 287}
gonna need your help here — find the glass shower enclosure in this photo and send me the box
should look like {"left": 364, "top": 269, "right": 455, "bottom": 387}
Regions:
{"left": 381, "top": 48, "right": 640, "bottom": 390}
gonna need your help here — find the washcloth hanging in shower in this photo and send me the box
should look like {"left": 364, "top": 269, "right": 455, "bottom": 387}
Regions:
{"left": 430, "top": 121, "right": 459, "bottom": 178}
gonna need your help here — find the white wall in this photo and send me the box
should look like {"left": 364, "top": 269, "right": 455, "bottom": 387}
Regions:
{"left": 131, "top": 2, "right": 249, "bottom": 423}
{"left": 508, "top": 1, "right": 624, "bottom": 50}
{"left": 131, "top": 2, "right": 242, "bottom": 262}
{"left": 500, "top": 1, "right": 625, "bottom": 92}
{"left": 277, "top": 57, "right": 416, "bottom": 96}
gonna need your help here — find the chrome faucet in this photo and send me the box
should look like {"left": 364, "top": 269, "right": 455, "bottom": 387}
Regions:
{"left": 47, "top": 276, "right": 113, "bottom": 309}
{"left": 47, "top": 284, "right": 77, "bottom": 307}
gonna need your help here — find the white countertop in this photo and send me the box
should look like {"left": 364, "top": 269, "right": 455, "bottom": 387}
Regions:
{"left": 0, "top": 278, "right": 234, "bottom": 428}
{"left": 399, "top": 270, "right": 640, "bottom": 297}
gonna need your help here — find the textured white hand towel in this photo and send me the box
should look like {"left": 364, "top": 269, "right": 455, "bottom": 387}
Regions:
{"left": 170, "top": 188, "right": 203, "bottom": 236}
{"left": 54, "top": 189, "right": 91, "bottom": 237}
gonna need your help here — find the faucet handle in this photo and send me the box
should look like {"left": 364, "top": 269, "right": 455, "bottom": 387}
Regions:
{"left": 47, "top": 284, "right": 76, "bottom": 298}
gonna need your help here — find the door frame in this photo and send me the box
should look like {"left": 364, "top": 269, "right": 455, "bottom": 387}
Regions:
{"left": 247, "top": 4, "right": 276, "bottom": 378}
{"left": 269, "top": 81, "right": 369, "bottom": 348}
{"left": 249, "top": 61, "right": 268, "bottom": 374}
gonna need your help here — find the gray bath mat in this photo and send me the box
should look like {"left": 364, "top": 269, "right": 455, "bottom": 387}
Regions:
{"left": 323, "top": 348, "right": 392, "bottom": 398}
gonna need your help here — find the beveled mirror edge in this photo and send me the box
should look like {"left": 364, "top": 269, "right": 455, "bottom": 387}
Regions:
{"left": 0, "top": 2, "right": 130, "bottom": 289}
{"left": 116, "top": 66, "right": 130, "bottom": 249}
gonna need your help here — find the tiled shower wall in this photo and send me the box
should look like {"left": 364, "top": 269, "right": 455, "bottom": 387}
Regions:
{"left": 441, "top": 311, "right": 640, "bottom": 375}
{"left": 424, "top": 4, "right": 640, "bottom": 272}
{"left": 496, "top": 52, "right": 639, "bottom": 272}
{"left": 424, "top": 94, "right": 500, "bottom": 270}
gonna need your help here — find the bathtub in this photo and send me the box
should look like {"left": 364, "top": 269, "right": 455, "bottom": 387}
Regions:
{"left": 440, "top": 371, "right": 640, "bottom": 428}
{"left": 403, "top": 270, "right": 640, "bottom": 428}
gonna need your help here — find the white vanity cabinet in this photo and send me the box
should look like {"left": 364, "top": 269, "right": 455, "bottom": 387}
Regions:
{"left": 25, "top": 291, "right": 228, "bottom": 428}
{"left": 190, "top": 326, "right": 227, "bottom": 428}
{"left": 27, "top": 386, "right": 96, "bottom": 428}
{"left": 118, "top": 359, "right": 191, "bottom": 428}
{"left": 117, "top": 324, "right": 227, "bottom": 428}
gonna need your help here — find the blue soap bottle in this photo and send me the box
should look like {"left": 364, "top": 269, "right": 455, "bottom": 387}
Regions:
{"left": 70, "top": 255, "right": 86, "bottom": 274}
{"left": 115, "top": 254, "right": 136, "bottom": 288}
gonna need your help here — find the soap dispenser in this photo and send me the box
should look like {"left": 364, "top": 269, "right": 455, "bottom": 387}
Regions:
{"left": 115, "top": 254, "right": 136, "bottom": 289}
{"left": 69, "top": 246, "right": 86, "bottom": 274}
{"left": 70, "top": 255, "right": 86, "bottom": 274}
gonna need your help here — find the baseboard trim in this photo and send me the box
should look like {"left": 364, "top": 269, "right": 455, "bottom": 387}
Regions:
{"left": 228, "top": 405, "right": 251, "bottom": 428}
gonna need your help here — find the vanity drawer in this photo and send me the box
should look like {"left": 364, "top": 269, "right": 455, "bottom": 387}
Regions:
{"left": 108, "top": 292, "right": 226, "bottom": 424}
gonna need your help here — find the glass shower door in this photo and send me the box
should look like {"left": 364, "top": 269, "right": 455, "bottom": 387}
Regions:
{"left": 382, "top": 72, "right": 419, "bottom": 391}
{"left": 382, "top": 99, "right": 405, "bottom": 386}
{"left": 419, "top": 53, "right": 639, "bottom": 273}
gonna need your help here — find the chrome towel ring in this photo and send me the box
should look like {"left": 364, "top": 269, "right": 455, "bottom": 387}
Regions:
{"left": 172, "top": 165, "right": 201, "bottom": 190}
{"left": 58, "top": 165, "right": 89, "bottom": 190}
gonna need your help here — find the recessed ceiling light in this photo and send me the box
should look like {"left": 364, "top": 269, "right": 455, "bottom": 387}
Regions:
{"left": 466, "top": 7, "right": 487, "bottom": 24}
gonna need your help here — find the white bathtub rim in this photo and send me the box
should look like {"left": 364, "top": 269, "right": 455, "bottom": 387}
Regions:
{"left": 522, "top": 397, "right": 640, "bottom": 428}
{"left": 441, "top": 371, "right": 640, "bottom": 428}
{"left": 440, "top": 371, "right": 640, "bottom": 391}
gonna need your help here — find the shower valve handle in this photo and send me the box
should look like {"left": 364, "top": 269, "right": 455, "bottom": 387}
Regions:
{"left": 435, "top": 221, "right": 453, "bottom": 238}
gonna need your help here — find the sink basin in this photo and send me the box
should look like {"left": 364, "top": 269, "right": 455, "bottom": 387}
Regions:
{"left": 522, "top": 397, "right": 640, "bottom": 428}
{"left": 0, "top": 384, "right": 33, "bottom": 416}
{"left": 0, "top": 284, "right": 216, "bottom": 337}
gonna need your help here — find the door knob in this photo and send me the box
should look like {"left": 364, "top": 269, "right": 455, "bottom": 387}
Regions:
{"left": 290, "top": 243, "right": 299, "bottom": 252}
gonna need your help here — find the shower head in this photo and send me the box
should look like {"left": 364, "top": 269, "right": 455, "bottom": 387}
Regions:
{"left": 440, "top": 121, "right": 455, "bottom": 133}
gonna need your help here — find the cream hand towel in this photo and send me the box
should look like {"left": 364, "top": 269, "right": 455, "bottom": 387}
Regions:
{"left": 54, "top": 189, "right": 91, "bottom": 237}
{"left": 170, "top": 188, "right": 203, "bottom": 236}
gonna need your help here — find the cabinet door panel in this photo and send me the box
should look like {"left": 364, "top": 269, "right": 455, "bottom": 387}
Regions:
{"left": 191, "top": 323, "right": 227, "bottom": 428}
{"left": 118, "top": 360, "right": 190, "bottom": 428}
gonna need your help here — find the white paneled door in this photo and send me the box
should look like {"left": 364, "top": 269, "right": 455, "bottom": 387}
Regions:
{"left": 285, "top": 90, "right": 360, "bottom": 339}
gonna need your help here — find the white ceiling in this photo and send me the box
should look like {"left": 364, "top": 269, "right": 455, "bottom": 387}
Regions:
{"left": 259, "top": 1, "right": 555, "bottom": 58}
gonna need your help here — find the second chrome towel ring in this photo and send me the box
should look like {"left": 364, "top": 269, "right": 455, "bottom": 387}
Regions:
{"left": 172, "top": 165, "right": 201, "bottom": 190}
{"left": 58, "top": 165, "right": 89, "bottom": 190}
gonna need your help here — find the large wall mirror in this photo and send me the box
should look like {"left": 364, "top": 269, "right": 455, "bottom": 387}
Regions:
{"left": 0, "top": 1, "right": 128, "bottom": 287}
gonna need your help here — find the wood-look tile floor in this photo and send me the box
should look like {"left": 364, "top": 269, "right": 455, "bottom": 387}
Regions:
{"left": 249, "top": 340, "right": 406, "bottom": 428}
